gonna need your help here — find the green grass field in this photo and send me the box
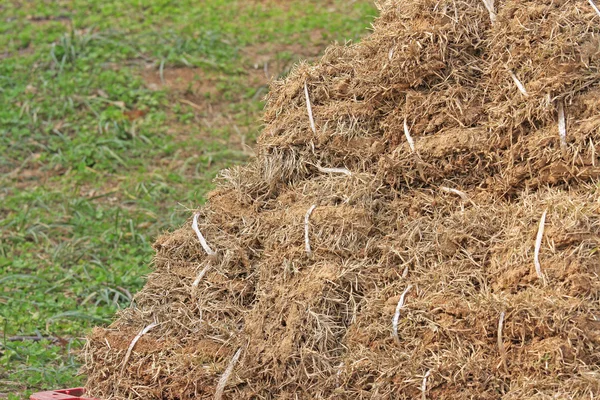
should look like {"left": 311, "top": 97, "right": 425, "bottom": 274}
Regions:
{"left": 0, "top": 0, "right": 376, "bottom": 397}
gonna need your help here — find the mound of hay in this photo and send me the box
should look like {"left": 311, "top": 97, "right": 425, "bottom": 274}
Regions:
{"left": 83, "top": 0, "right": 600, "bottom": 398}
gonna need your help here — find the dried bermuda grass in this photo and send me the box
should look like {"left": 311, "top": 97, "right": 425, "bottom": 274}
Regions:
{"left": 83, "top": 0, "right": 600, "bottom": 398}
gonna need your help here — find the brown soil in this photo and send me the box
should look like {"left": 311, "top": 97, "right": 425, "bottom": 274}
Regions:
{"left": 84, "top": 1, "right": 600, "bottom": 399}
{"left": 138, "top": 37, "right": 331, "bottom": 160}
{"left": 141, "top": 67, "right": 218, "bottom": 93}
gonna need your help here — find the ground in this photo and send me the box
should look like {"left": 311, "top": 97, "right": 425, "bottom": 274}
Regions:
{"left": 0, "top": 1, "right": 376, "bottom": 397}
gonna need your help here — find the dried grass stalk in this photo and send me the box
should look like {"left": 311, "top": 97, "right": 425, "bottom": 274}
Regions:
{"left": 403, "top": 118, "right": 416, "bottom": 152}
{"left": 421, "top": 370, "right": 431, "bottom": 400}
{"left": 497, "top": 312, "right": 506, "bottom": 367}
{"left": 558, "top": 100, "right": 567, "bottom": 151}
{"left": 439, "top": 186, "right": 468, "bottom": 200}
{"left": 191, "top": 264, "right": 211, "bottom": 289}
{"left": 305, "top": 205, "right": 317, "bottom": 256}
{"left": 304, "top": 82, "right": 316, "bottom": 134}
{"left": 392, "top": 284, "right": 413, "bottom": 345}
{"left": 534, "top": 210, "right": 548, "bottom": 281}
{"left": 480, "top": 0, "right": 496, "bottom": 23}
{"left": 214, "top": 348, "right": 242, "bottom": 400}
{"left": 509, "top": 70, "right": 528, "bottom": 96}
{"left": 120, "top": 322, "right": 158, "bottom": 375}
{"left": 336, "top": 362, "right": 344, "bottom": 379}
{"left": 192, "top": 213, "right": 216, "bottom": 256}
{"left": 316, "top": 164, "right": 352, "bottom": 176}
{"left": 588, "top": 0, "right": 600, "bottom": 18}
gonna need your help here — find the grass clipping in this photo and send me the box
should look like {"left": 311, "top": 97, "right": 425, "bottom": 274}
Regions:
{"left": 83, "top": 0, "right": 600, "bottom": 398}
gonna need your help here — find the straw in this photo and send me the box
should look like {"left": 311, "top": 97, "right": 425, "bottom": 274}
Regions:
{"left": 588, "top": 0, "right": 600, "bottom": 18}
{"left": 120, "top": 322, "right": 158, "bottom": 375}
{"left": 421, "top": 369, "right": 432, "bottom": 400}
{"left": 392, "top": 284, "right": 413, "bottom": 345}
{"left": 305, "top": 205, "right": 317, "bottom": 256}
{"left": 214, "top": 348, "right": 242, "bottom": 400}
{"left": 192, "top": 213, "right": 216, "bottom": 256}
{"left": 534, "top": 210, "right": 548, "bottom": 282}
{"left": 304, "top": 82, "right": 316, "bottom": 134}
{"left": 480, "top": 0, "right": 496, "bottom": 23}
{"left": 558, "top": 101, "right": 567, "bottom": 151}
{"left": 440, "top": 186, "right": 468, "bottom": 200}
{"left": 509, "top": 70, "right": 528, "bottom": 96}
{"left": 192, "top": 264, "right": 212, "bottom": 289}
{"left": 403, "top": 118, "right": 416, "bottom": 152}
{"left": 316, "top": 164, "right": 352, "bottom": 176}
{"left": 497, "top": 312, "right": 507, "bottom": 370}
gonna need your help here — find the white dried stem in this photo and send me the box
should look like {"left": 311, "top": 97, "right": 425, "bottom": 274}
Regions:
{"left": 534, "top": 210, "right": 548, "bottom": 281}
{"left": 497, "top": 311, "right": 509, "bottom": 372}
{"left": 558, "top": 101, "right": 567, "bottom": 151}
{"left": 316, "top": 164, "right": 352, "bottom": 176}
{"left": 439, "top": 186, "right": 468, "bottom": 200}
{"left": 304, "top": 82, "right": 316, "bottom": 134}
{"left": 588, "top": 0, "right": 600, "bottom": 18}
{"left": 336, "top": 362, "right": 344, "bottom": 379}
{"left": 192, "top": 264, "right": 211, "bottom": 289}
{"left": 421, "top": 369, "right": 432, "bottom": 400}
{"left": 480, "top": 0, "right": 496, "bottom": 23}
{"left": 214, "top": 347, "right": 242, "bottom": 400}
{"left": 120, "top": 322, "right": 158, "bottom": 375}
{"left": 402, "top": 266, "right": 409, "bottom": 278}
{"left": 509, "top": 70, "right": 528, "bottom": 96}
{"left": 192, "top": 213, "right": 216, "bottom": 256}
{"left": 388, "top": 48, "right": 394, "bottom": 61}
{"left": 392, "top": 284, "right": 413, "bottom": 345}
{"left": 305, "top": 205, "right": 317, "bottom": 256}
{"left": 497, "top": 312, "right": 506, "bottom": 358}
{"left": 403, "top": 118, "right": 416, "bottom": 152}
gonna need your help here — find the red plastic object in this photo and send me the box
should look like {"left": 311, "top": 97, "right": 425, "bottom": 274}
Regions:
{"left": 30, "top": 388, "right": 99, "bottom": 400}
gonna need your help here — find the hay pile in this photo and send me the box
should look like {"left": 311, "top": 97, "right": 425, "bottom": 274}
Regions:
{"left": 83, "top": 0, "right": 600, "bottom": 398}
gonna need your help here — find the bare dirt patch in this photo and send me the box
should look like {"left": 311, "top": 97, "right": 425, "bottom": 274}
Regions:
{"left": 138, "top": 35, "right": 334, "bottom": 159}
{"left": 241, "top": 33, "right": 327, "bottom": 82}
{"left": 249, "top": 0, "right": 340, "bottom": 12}
{"left": 141, "top": 67, "right": 218, "bottom": 94}
{"left": 141, "top": 66, "right": 237, "bottom": 141}
{"left": 26, "top": 14, "right": 72, "bottom": 27}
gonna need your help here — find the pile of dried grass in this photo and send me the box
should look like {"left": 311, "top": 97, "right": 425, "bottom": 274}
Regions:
{"left": 83, "top": 0, "right": 600, "bottom": 398}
